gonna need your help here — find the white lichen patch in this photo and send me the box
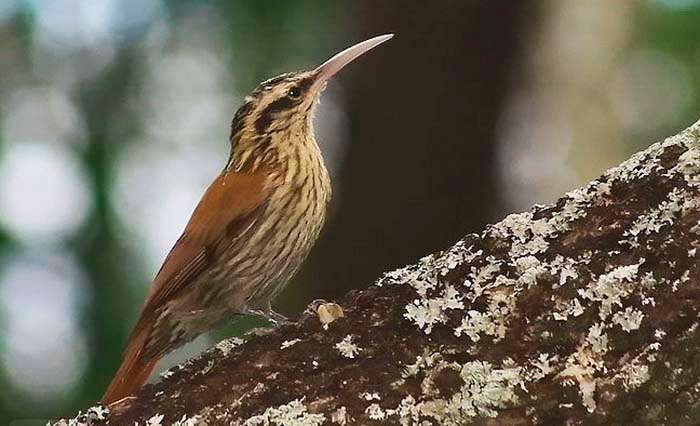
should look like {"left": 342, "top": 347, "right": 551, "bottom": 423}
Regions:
{"left": 552, "top": 297, "right": 585, "bottom": 321}
{"left": 514, "top": 255, "right": 546, "bottom": 287}
{"left": 429, "top": 360, "right": 523, "bottom": 421}
{"left": 617, "top": 362, "right": 650, "bottom": 390}
{"left": 604, "top": 339, "right": 660, "bottom": 392}
{"left": 379, "top": 240, "right": 482, "bottom": 290}
{"left": 671, "top": 270, "right": 692, "bottom": 292}
{"left": 378, "top": 255, "right": 437, "bottom": 293}
{"left": 135, "top": 414, "right": 169, "bottom": 426}
{"left": 675, "top": 143, "right": 700, "bottom": 186}
{"left": 464, "top": 284, "right": 517, "bottom": 342}
{"left": 578, "top": 261, "right": 643, "bottom": 320}
{"left": 330, "top": 406, "right": 348, "bottom": 425}
{"left": 391, "top": 395, "right": 422, "bottom": 425}
{"left": 469, "top": 260, "right": 503, "bottom": 299}
{"left": 89, "top": 405, "right": 109, "bottom": 420}
{"left": 594, "top": 180, "right": 612, "bottom": 197}
{"left": 624, "top": 188, "right": 700, "bottom": 247}
{"left": 397, "top": 351, "right": 443, "bottom": 389}
{"left": 361, "top": 392, "right": 380, "bottom": 401}
{"left": 52, "top": 405, "right": 110, "bottom": 426}
{"left": 145, "top": 414, "right": 164, "bottom": 426}
{"left": 419, "top": 359, "right": 462, "bottom": 397}
{"left": 570, "top": 298, "right": 585, "bottom": 317}
{"left": 335, "top": 335, "right": 362, "bottom": 359}
{"left": 558, "top": 320, "right": 621, "bottom": 414}
{"left": 559, "top": 355, "right": 599, "bottom": 413}
{"left": 612, "top": 307, "right": 644, "bottom": 332}
{"left": 172, "top": 414, "right": 202, "bottom": 426}
{"left": 616, "top": 122, "right": 699, "bottom": 185}
{"left": 454, "top": 310, "right": 499, "bottom": 342}
{"left": 281, "top": 339, "right": 301, "bottom": 349}
{"left": 529, "top": 353, "right": 556, "bottom": 380}
{"left": 511, "top": 235, "right": 549, "bottom": 258}
{"left": 432, "top": 240, "right": 483, "bottom": 276}
{"left": 550, "top": 255, "right": 582, "bottom": 288}
{"left": 605, "top": 137, "right": 666, "bottom": 183}
{"left": 546, "top": 187, "right": 595, "bottom": 235}
{"left": 587, "top": 323, "right": 609, "bottom": 354}
{"left": 244, "top": 399, "right": 325, "bottom": 426}
{"left": 404, "top": 285, "right": 464, "bottom": 334}
{"left": 216, "top": 337, "right": 245, "bottom": 356}
{"left": 490, "top": 212, "right": 535, "bottom": 245}
{"left": 489, "top": 212, "right": 554, "bottom": 258}
{"left": 365, "top": 403, "right": 385, "bottom": 420}
{"left": 368, "top": 359, "right": 527, "bottom": 425}
{"left": 457, "top": 360, "right": 524, "bottom": 417}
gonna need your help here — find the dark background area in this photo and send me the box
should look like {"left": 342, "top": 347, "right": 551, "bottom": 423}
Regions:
{"left": 0, "top": 0, "right": 698, "bottom": 423}
{"left": 303, "top": 1, "right": 528, "bottom": 299}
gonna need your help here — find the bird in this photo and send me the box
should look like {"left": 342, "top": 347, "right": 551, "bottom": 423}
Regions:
{"left": 101, "top": 34, "right": 394, "bottom": 404}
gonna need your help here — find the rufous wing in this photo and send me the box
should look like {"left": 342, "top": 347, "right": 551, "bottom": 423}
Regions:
{"left": 102, "top": 169, "right": 272, "bottom": 404}
{"left": 145, "top": 170, "right": 272, "bottom": 310}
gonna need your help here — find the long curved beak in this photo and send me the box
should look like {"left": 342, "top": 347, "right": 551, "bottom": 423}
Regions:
{"left": 311, "top": 34, "right": 394, "bottom": 93}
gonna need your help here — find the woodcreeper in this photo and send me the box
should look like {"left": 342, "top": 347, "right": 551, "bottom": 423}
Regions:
{"left": 102, "top": 34, "right": 393, "bottom": 404}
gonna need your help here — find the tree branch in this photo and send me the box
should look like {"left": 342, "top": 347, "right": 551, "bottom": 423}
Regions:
{"left": 58, "top": 119, "right": 700, "bottom": 425}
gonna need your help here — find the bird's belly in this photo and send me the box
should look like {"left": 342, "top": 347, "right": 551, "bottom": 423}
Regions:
{"left": 216, "top": 197, "right": 327, "bottom": 309}
{"left": 147, "top": 180, "right": 329, "bottom": 357}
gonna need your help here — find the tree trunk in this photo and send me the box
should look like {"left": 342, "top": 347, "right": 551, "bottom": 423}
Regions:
{"left": 57, "top": 119, "right": 700, "bottom": 425}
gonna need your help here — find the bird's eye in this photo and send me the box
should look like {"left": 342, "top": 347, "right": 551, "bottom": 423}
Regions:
{"left": 287, "top": 87, "right": 300, "bottom": 98}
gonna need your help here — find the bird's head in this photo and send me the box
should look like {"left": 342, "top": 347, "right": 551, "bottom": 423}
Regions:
{"left": 227, "top": 34, "right": 393, "bottom": 172}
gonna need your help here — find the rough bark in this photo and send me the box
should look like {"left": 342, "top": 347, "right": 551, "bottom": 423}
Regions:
{"left": 58, "top": 120, "right": 700, "bottom": 425}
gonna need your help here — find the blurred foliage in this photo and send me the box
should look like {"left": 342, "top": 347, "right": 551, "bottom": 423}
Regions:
{"left": 0, "top": 1, "right": 339, "bottom": 423}
{"left": 635, "top": 1, "right": 700, "bottom": 140}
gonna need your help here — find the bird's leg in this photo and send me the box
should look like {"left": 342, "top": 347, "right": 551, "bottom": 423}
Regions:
{"left": 242, "top": 303, "right": 293, "bottom": 326}
{"left": 240, "top": 305, "right": 280, "bottom": 336}
{"left": 263, "top": 301, "right": 294, "bottom": 325}
{"left": 264, "top": 309, "right": 290, "bottom": 325}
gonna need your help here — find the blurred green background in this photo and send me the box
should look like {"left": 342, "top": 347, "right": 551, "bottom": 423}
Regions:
{"left": 0, "top": 0, "right": 698, "bottom": 422}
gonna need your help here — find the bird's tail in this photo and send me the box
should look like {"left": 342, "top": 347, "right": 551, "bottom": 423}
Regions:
{"left": 101, "top": 327, "right": 159, "bottom": 405}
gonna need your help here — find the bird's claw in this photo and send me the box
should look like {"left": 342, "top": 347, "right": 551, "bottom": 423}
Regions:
{"left": 266, "top": 309, "right": 293, "bottom": 326}
{"left": 243, "top": 306, "right": 294, "bottom": 327}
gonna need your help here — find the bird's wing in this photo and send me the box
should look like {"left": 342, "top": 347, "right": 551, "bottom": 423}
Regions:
{"left": 102, "top": 169, "right": 273, "bottom": 404}
{"left": 143, "top": 170, "right": 272, "bottom": 311}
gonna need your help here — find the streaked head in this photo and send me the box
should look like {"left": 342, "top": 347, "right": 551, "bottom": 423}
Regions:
{"left": 228, "top": 34, "right": 393, "bottom": 170}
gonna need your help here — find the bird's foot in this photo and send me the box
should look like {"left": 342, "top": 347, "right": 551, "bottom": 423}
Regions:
{"left": 265, "top": 309, "right": 293, "bottom": 325}
{"left": 243, "top": 305, "right": 294, "bottom": 327}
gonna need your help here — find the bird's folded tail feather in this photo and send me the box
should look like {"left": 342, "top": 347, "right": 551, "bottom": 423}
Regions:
{"left": 101, "top": 327, "right": 159, "bottom": 405}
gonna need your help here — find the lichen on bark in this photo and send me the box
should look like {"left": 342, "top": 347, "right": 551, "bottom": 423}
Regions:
{"left": 55, "top": 120, "right": 700, "bottom": 426}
